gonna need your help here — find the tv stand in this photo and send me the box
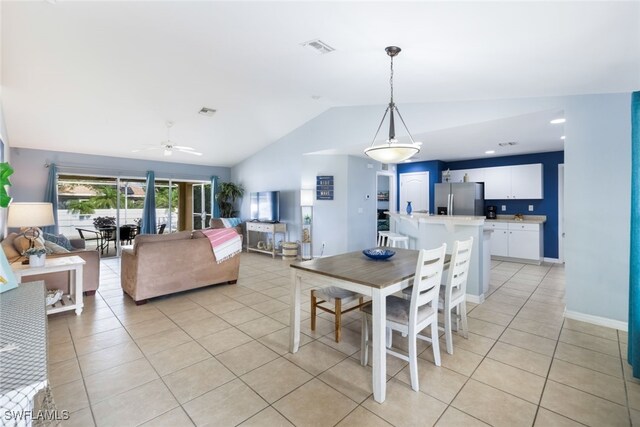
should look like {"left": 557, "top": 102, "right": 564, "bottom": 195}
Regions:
{"left": 246, "top": 222, "right": 287, "bottom": 258}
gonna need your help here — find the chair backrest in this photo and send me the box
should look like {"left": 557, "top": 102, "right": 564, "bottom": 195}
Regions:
{"left": 409, "top": 243, "right": 447, "bottom": 321}
{"left": 157, "top": 224, "right": 166, "bottom": 234}
{"left": 119, "top": 226, "right": 132, "bottom": 241}
{"left": 76, "top": 228, "right": 85, "bottom": 239}
{"left": 444, "top": 237, "right": 474, "bottom": 304}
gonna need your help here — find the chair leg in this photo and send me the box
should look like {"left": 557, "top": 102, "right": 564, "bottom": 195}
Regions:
{"left": 431, "top": 319, "right": 441, "bottom": 366}
{"left": 335, "top": 298, "right": 342, "bottom": 342}
{"left": 310, "top": 291, "right": 317, "bottom": 332}
{"left": 408, "top": 328, "right": 419, "bottom": 391}
{"left": 459, "top": 302, "right": 469, "bottom": 339}
{"left": 360, "top": 313, "right": 369, "bottom": 366}
{"left": 386, "top": 326, "right": 393, "bottom": 348}
{"left": 444, "top": 307, "right": 454, "bottom": 355}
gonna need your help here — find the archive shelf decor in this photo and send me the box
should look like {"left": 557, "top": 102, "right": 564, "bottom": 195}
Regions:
{"left": 300, "top": 189, "right": 314, "bottom": 260}
{"left": 316, "top": 176, "right": 334, "bottom": 201}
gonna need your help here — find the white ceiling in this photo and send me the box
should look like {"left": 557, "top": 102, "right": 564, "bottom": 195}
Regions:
{"left": 2, "top": 1, "right": 639, "bottom": 167}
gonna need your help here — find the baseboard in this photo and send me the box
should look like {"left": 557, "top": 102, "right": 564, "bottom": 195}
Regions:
{"left": 466, "top": 293, "right": 485, "bottom": 304}
{"left": 564, "top": 309, "right": 628, "bottom": 332}
{"left": 543, "top": 257, "right": 563, "bottom": 264}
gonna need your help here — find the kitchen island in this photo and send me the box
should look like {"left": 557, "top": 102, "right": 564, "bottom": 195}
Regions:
{"left": 387, "top": 212, "right": 491, "bottom": 302}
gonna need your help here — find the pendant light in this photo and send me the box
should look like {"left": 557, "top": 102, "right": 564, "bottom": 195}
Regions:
{"left": 364, "top": 46, "right": 421, "bottom": 163}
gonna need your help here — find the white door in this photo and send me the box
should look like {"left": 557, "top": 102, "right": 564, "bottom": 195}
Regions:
{"left": 400, "top": 172, "right": 429, "bottom": 213}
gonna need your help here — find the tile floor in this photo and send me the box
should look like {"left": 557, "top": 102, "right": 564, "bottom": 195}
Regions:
{"left": 45, "top": 253, "right": 638, "bottom": 426}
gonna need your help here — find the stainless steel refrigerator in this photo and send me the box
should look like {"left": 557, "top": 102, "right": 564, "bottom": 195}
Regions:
{"left": 435, "top": 182, "right": 485, "bottom": 216}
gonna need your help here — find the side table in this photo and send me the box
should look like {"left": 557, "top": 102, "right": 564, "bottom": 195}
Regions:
{"left": 11, "top": 256, "right": 86, "bottom": 316}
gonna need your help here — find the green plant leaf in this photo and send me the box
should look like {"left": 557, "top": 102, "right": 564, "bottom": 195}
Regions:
{"left": 0, "top": 162, "right": 14, "bottom": 208}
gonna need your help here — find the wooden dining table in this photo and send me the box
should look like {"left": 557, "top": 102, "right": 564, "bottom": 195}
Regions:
{"left": 289, "top": 248, "right": 447, "bottom": 403}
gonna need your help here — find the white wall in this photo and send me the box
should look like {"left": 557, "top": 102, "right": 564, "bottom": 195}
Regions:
{"left": 347, "top": 156, "right": 378, "bottom": 251}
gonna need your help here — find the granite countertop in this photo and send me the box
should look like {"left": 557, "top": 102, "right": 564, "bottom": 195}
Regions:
{"left": 485, "top": 215, "right": 547, "bottom": 224}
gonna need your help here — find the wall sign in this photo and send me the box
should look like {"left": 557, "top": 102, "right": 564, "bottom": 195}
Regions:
{"left": 316, "top": 175, "right": 334, "bottom": 200}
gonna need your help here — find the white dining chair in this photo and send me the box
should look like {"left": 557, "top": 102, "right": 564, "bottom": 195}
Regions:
{"left": 311, "top": 287, "right": 365, "bottom": 342}
{"left": 360, "top": 243, "right": 447, "bottom": 392}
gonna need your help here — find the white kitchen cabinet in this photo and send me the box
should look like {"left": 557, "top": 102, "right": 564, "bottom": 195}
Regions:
{"left": 487, "top": 222, "right": 509, "bottom": 257}
{"left": 466, "top": 168, "right": 486, "bottom": 183}
{"left": 484, "top": 166, "right": 511, "bottom": 199}
{"left": 486, "top": 221, "right": 543, "bottom": 263}
{"left": 510, "top": 164, "right": 544, "bottom": 199}
{"left": 447, "top": 170, "right": 465, "bottom": 183}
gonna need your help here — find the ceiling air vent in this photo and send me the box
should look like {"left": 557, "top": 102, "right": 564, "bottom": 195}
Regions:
{"left": 199, "top": 107, "right": 216, "bottom": 117}
{"left": 301, "top": 39, "right": 335, "bottom": 54}
{"left": 498, "top": 141, "right": 518, "bottom": 147}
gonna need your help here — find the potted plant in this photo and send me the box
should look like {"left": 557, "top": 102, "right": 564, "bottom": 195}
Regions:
{"left": 304, "top": 214, "right": 312, "bottom": 225}
{"left": 24, "top": 247, "right": 47, "bottom": 267}
{"left": 216, "top": 182, "right": 245, "bottom": 218}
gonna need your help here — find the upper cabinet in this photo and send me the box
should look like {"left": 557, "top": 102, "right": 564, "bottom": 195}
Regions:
{"left": 443, "top": 163, "right": 544, "bottom": 200}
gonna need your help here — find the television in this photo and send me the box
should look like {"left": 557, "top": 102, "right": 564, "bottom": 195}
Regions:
{"left": 250, "top": 191, "right": 280, "bottom": 223}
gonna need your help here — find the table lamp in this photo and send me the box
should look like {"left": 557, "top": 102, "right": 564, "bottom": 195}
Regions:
{"left": 7, "top": 202, "right": 55, "bottom": 250}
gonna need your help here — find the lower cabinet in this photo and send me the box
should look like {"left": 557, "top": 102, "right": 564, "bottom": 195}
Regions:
{"left": 486, "top": 222, "right": 543, "bottom": 263}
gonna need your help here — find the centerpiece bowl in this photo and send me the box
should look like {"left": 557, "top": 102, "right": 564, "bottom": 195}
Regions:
{"left": 362, "top": 248, "right": 396, "bottom": 260}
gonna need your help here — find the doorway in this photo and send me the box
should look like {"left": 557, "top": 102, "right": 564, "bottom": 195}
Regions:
{"left": 399, "top": 171, "right": 430, "bottom": 213}
{"left": 376, "top": 171, "right": 396, "bottom": 239}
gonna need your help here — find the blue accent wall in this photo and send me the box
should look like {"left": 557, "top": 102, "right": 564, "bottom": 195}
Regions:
{"left": 397, "top": 151, "right": 564, "bottom": 259}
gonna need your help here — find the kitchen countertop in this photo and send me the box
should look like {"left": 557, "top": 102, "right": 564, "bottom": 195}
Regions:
{"left": 485, "top": 215, "right": 547, "bottom": 224}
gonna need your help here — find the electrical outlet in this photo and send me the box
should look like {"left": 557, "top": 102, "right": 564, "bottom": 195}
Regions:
{"left": 501, "top": 205, "right": 506, "bottom": 211}
{"left": 528, "top": 205, "right": 534, "bottom": 212}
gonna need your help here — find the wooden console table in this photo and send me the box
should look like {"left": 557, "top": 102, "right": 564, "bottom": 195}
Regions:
{"left": 11, "top": 256, "right": 85, "bottom": 316}
{"left": 246, "top": 222, "right": 287, "bottom": 258}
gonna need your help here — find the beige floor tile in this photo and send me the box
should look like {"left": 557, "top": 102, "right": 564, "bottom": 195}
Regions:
{"left": 421, "top": 346, "right": 483, "bottom": 377}
{"left": 628, "top": 381, "right": 640, "bottom": 411}
{"left": 218, "top": 306, "right": 265, "bottom": 325}
{"left": 162, "top": 357, "right": 235, "bottom": 404}
{"left": 335, "top": 406, "right": 392, "bottom": 427}
{"left": 355, "top": 347, "right": 410, "bottom": 378}
{"left": 237, "top": 316, "right": 287, "bottom": 339}
{"left": 317, "top": 327, "right": 363, "bottom": 356}
{"left": 362, "top": 378, "right": 447, "bottom": 427}
{"left": 563, "top": 318, "right": 619, "bottom": 341}
{"left": 396, "top": 358, "right": 468, "bottom": 404}
{"left": 52, "top": 379, "right": 90, "bottom": 414}
{"left": 115, "top": 306, "right": 167, "bottom": 326}
{"left": 258, "top": 327, "right": 313, "bottom": 355}
{"left": 152, "top": 297, "right": 201, "bottom": 315}
{"left": 217, "top": 340, "right": 280, "bottom": 376}
{"left": 318, "top": 357, "right": 376, "bottom": 403}
{"left": 67, "top": 316, "right": 123, "bottom": 339}
{"left": 284, "top": 341, "right": 348, "bottom": 375}
{"left": 250, "top": 298, "right": 289, "bottom": 315}
{"left": 204, "top": 299, "right": 246, "bottom": 315}
{"left": 467, "top": 317, "right": 506, "bottom": 340}
{"left": 451, "top": 379, "right": 537, "bottom": 427}
{"left": 487, "top": 342, "right": 552, "bottom": 377}
{"left": 135, "top": 328, "right": 193, "bottom": 356}
{"left": 435, "top": 407, "right": 490, "bottom": 426}
{"left": 49, "top": 358, "right": 82, "bottom": 388}
{"left": 274, "top": 378, "right": 357, "bottom": 427}
{"left": 165, "top": 306, "right": 215, "bottom": 327}
{"left": 542, "top": 380, "right": 631, "bottom": 426}
{"left": 468, "top": 306, "right": 514, "bottom": 326}
{"left": 48, "top": 340, "right": 77, "bottom": 364}
{"left": 179, "top": 314, "right": 232, "bottom": 339}
{"left": 48, "top": 325, "right": 72, "bottom": 344}
{"left": 183, "top": 378, "right": 268, "bottom": 426}
{"left": 472, "top": 358, "right": 546, "bottom": 404}
{"left": 239, "top": 407, "right": 294, "bottom": 427}
{"left": 241, "top": 357, "right": 312, "bottom": 403}
{"left": 509, "top": 316, "right": 562, "bottom": 340}
{"left": 500, "top": 328, "right": 557, "bottom": 357}
{"left": 554, "top": 342, "right": 622, "bottom": 378}
{"left": 83, "top": 358, "right": 158, "bottom": 403}
{"left": 559, "top": 329, "right": 620, "bottom": 357}
{"left": 547, "top": 359, "right": 627, "bottom": 405}
{"left": 91, "top": 379, "right": 178, "bottom": 427}
{"left": 78, "top": 341, "right": 144, "bottom": 377}
{"left": 124, "top": 316, "right": 178, "bottom": 339}
{"left": 197, "top": 327, "right": 254, "bottom": 355}
{"left": 62, "top": 407, "right": 95, "bottom": 427}
{"left": 631, "top": 409, "right": 640, "bottom": 426}
{"left": 147, "top": 340, "right": 212, "bottom": 376}
{"left": 236, "top": 292, "right": 272, "bottom": 306}
{"left": 451, "top": 332, "right": 496, "bottom": 356}
{"left": 73, "top": 328, "right": 133, "bottom": 356}
{"left": 534, "top": 408, "right": 584, "bottom": 426}
{"left": 140, "top": 407, "right": 194, "bottom": 426}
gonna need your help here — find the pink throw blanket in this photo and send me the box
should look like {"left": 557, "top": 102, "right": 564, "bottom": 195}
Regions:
{"left": 201, "top": 228, "right": 242, "bottom": 264}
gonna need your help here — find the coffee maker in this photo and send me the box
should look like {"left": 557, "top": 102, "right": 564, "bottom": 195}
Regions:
{"left": 486, "top": 205, "right": 497, "bottom": 219}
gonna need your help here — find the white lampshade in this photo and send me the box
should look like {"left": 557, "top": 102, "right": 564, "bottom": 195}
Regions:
{"left": 7, "top": 202, "right": 55, "bottom": 228}
{"left": 301, "top": 189, "right": 314, "bottom": 206}
{"left": 364, "top": 142, "right": 420, "bottom": 163}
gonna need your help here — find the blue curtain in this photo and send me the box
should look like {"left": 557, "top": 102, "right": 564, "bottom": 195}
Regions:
{"left": 141, "top": 171, "right": 157, "bottom": 234}
{"left": 630, "top": 92, "right": 640, "bottom": 378}
{"left": 211, "top": 176, "right": 220, "bottom": 218}
{"left": 42, "top": 164, "right": 59, "bottom": 234}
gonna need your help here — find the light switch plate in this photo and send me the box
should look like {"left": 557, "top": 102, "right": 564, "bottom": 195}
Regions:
{"left": 501, "top": 205, "right": 507, "bottom": 211}
{"left": 528, "top": 205, "right": 534, "bottom": 211}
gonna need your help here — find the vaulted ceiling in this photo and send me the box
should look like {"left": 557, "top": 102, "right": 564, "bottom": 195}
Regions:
{"left": 2, "top": 1, "right": 639, "bottom": 166}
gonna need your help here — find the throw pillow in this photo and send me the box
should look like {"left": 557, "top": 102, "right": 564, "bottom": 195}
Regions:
{"left": 43, "top": 232, "right": 74, "bottom": 251}
{"left": 13, "top": 234, "right": 46, "bottom": 255}
{"left": 44, "top": 240, "right": 71, "bottom": 254}
{"left": 1, "top": 234, "right": 21, "bottom": 262}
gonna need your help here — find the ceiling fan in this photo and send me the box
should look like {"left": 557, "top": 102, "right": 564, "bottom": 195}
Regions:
{"left": 132, "top": 121, "right": 203, "bottom": 157}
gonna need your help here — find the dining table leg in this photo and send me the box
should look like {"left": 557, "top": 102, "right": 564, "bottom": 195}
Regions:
{"left": 289, "top": 269, "right": 302, "bottom": 353}
{"left": 372, "top": 289, "right": 387, "bottom": 403}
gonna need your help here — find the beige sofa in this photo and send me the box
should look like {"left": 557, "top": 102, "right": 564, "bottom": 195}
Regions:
{"left": 0, "top": 232, "right": 101, "bottom": 295}
{"left": 120, "top": 230, "right": 240, "bottom": 304}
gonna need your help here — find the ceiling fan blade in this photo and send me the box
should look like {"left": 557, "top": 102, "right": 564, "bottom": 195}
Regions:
{"left": 177, "top": 149, "right": 203, "bottom": 156}
{"left": 173, "top": 145, "right": 195, "bottom": 150}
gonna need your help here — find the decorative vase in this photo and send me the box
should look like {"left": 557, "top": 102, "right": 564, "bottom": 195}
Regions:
{"left": 29, "top": 254, "right": 46, "bottom": 267}
{"left": 406, "top": 201, "right": 413, "bottom": 215}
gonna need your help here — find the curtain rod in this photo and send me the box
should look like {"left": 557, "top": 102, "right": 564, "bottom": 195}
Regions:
{"left": 44, "top": 162, "right": 219, "bottom": 181}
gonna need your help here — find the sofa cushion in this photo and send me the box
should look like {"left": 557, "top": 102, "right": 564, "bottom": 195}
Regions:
{"left": 44, "top": 240, "right": 71, "bottom": 254}
{"left": 133, "top": 230, "right": 193, "bottom": 253}
{"left": 1, "top": 233, "right": 21, "bottom": 263}
{"left": 14, "top": 234, "right": 46, "bottom": 255}
{"left": 210, "top": 218, "right": 242, "bottom": 229}
{"left": 43, "top": 232, "right": 74, "bottom": 251}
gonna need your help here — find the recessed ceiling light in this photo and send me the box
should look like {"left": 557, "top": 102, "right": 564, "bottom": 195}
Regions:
{"left": 198, "top": 107, "right": 216, "bottom": 117}
{"left": 301, "top": 39, "right": 335, "bottom": 54}
{"left": 550, "top": 118, "right": 566, "bottom": 124}
{"left": 561, "top": 135, "right": 566, "bottom": 140}
{"left": 485, "top": 150, "right": 495, "bottom": 154}
{"left": 403, "top": 159, "right": 412, "bottom": 163}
